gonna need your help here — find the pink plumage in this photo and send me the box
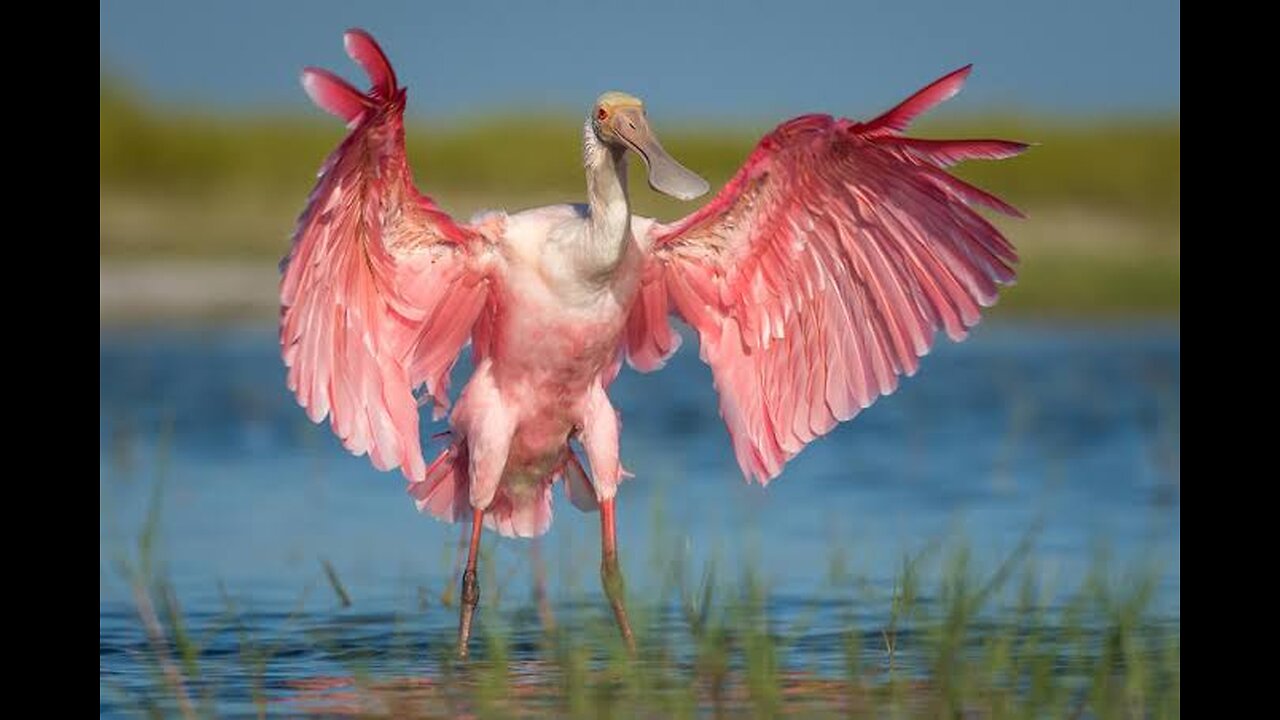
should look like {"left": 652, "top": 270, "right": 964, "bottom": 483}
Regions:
{"left": 281, "top": 30, "right": 1025, "bottom": 538}
{"left": 300, "top": 67, "right": 371, "bottom": 125}
{"left": 281, "top": 32, "right": 495, "bottom": 488}
{"left": 627, "top": 90, "right": 1025, "bottom": 484}
{"left": 283, "top": 29, "right": 1026, "bottom": 655}
{"left": 342, "top": 29, "right": 397, "bottom": 98}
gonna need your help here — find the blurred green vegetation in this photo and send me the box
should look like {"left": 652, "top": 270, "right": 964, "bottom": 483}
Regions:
{"left": 100, "top": 79, "right": 1180, "bottom": 217}
{"left": 100, "top": 79, "right": 1179, "bottom": 315}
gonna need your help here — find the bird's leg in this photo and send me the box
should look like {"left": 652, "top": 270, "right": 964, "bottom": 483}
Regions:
{"left": 456, "top": 509, "right": 484, "bottom": 659}
{"left": 600, "top": 497, "right": 636, "bottom": 653}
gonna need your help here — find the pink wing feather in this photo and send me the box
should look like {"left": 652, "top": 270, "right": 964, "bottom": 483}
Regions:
{"left": 281, "top": 30, "right": 499, "bottom": 483}
{"left": 626, "top": 67, "right": 1026, "bottom": 484}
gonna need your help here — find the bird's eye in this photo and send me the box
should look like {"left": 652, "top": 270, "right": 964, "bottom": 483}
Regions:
{"left": 627, "top": 120, "right": 636, "bottom": 130}
{"left": 596, "top": 107, "right": 609, "bottom": 121}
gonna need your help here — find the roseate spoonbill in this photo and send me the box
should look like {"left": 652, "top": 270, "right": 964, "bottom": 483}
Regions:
{"left": 281, "top": 29, "right": 1026, "bottom": 657}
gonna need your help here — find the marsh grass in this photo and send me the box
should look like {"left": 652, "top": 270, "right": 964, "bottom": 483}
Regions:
{"left": 102, "top": 475, "right": 1179, "bottom": 719}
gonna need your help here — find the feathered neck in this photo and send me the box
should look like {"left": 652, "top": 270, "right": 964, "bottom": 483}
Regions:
{"left": 583, "top": 118, "right": 632, "bottom": 252}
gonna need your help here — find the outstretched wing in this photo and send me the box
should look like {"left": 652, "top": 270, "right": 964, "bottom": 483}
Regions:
{"left": 280, "top": 30, "right": 501, "bottom": 482}
{"left": 625, "top": 66, "right": 1026, "bottom": 484}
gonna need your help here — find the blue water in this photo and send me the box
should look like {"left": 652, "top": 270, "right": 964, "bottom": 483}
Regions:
{"left": 100, "top": 322, "right": 1179, "bottom": 715}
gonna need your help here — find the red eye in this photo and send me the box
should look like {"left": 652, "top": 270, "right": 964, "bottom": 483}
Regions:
{"left": 596, "top": 107, "right": 609, "bottom": 121}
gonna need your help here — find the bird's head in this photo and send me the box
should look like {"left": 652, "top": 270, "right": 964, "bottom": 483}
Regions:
{"left": 591, "top": 91, "right": 709, "bottom": 201}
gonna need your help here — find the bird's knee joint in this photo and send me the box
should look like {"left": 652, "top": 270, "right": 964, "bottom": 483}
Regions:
{"left": 461, "top": 569, "right": 480, "bottom": 606}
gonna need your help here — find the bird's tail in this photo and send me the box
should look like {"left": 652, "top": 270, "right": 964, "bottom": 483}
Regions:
{"left": 408, "top": 441, "right": 599, "bottom": 539}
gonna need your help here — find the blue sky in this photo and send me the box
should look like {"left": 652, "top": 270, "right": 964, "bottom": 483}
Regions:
{"left": 100, "top": 0, "right": 1179, "bottom": 122}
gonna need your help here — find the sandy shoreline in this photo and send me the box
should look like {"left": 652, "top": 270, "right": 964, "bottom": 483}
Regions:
{"left": 101, "top": 261, "right": 281, "bottom": 324}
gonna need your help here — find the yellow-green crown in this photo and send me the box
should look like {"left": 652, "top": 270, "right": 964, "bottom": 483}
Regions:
{"left": 596, "top": 91, "right": 643, "bottom": 109}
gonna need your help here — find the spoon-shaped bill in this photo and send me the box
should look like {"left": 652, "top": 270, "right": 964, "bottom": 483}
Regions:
{"left": 613, "top": 107, "right": 710, "bottom": 201}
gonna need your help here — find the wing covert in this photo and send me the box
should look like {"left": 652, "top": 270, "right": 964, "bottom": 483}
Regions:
{"left": 626, "top": 67, "right": 1026, "bottom": 483}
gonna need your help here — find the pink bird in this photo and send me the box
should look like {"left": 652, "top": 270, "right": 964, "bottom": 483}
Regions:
{"left": 281, "top": 29, "right": 1026, "bottom": 657}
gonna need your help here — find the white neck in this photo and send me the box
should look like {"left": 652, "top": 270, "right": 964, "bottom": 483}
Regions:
{"left": 581, "top": 119, "right": 632, "bottom": 276}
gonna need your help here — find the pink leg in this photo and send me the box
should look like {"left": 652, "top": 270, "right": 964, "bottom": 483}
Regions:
{"left": 456, "top": 509, "right": 484, "bottom": 659}
{"left": 600, "top": 498, "right": 636, "bottom": 652}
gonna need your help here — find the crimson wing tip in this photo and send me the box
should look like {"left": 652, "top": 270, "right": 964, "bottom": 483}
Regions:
{"left": 300, "top": 66, "right": 373, "bottom": 123}
{"left": 342, "top": 28, "right": 398, "bottom": 94}
{"left": 343, "top": 27, "right": 374, "bottom": 42}
{"left": 936, "top": 64, "right": 973, "bottom": 100}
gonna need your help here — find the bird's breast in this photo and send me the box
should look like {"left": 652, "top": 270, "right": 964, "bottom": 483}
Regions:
{"left": 487, "top": 269, "right": 631, "bottom": 406}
